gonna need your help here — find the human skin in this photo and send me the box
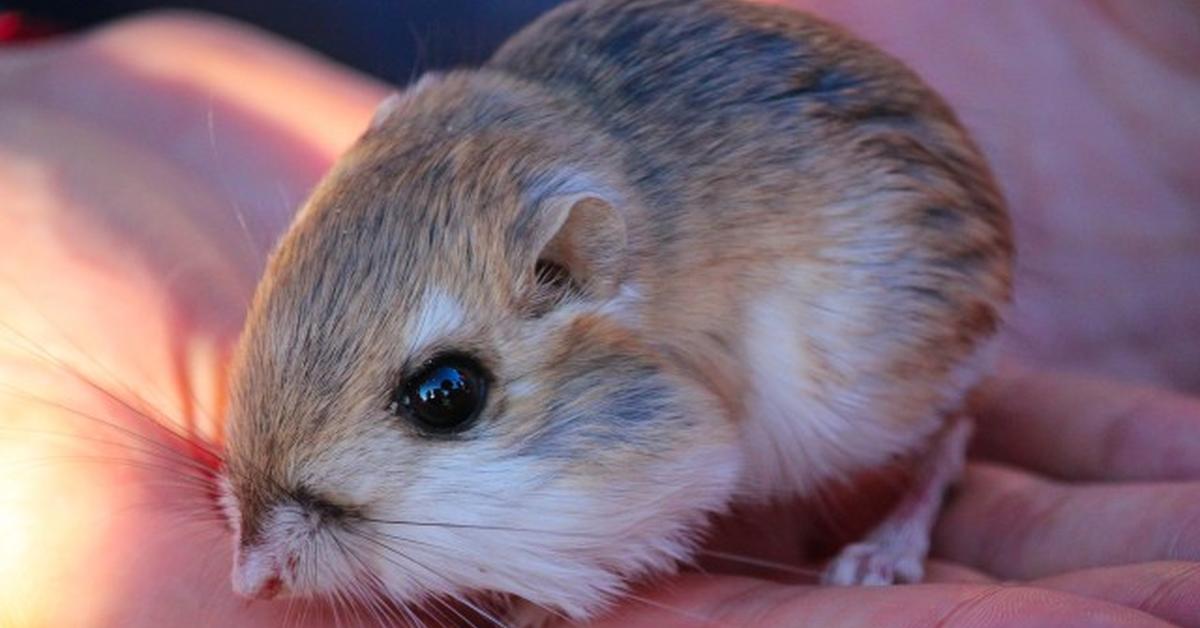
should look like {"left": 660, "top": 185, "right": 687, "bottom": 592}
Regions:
{"left": 0, "top": 1, "right": 1197, "bottom": 626}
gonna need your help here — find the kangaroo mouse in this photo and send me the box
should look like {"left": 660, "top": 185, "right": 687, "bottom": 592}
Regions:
{"left": 220, "top": 0, "right": 1012, "bottom": 621}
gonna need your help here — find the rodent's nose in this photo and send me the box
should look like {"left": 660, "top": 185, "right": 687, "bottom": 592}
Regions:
{"left": 232, "top": 549, "right": 289, "bottom": 600}
{"left": 249, "top": 575, "right": 285, "bottom": 600}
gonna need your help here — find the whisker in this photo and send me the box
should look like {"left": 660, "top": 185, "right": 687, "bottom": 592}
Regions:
{"left": 0, "top": 420, "right": 218, "bottom": 485}
{"left": 327, "top": 535, "right": 378, "bottom": 628}
{"left": 344, "top": 528, "right": 495, "bottom": 627}
{"left": 343, "top": 531, "right": 448, "bottom": 618}
{"left": 0, "top": 424, "right": 216, "bottom": 481}
{"left": 405, "top": 20, "right": 430, "bottom": 87}
{"left": 363, "top": 524, "right": 595, "bottom": 624}
{"left": 0, "top": 371, "right": 319, "bottom": 522}
{"left": 618, "top": 590, "right": 722, "bottom": 626}
{"left": 357, "top": 516, "right": 745, "bottom": 627}
{"left": 298, "top": 594, "right": 318, "bottom": 628}
{"left": 354, "top": 528, "right": 475, "bottom": 557}
{"left": 346, "top": 528, "right": 504, "bottom": 628}
{"left": 0, "top": 339, "right": 223, "bottom": 465}
{"left": 292, "top": 595, "right": 309, "bottom": 628}
{"left": 281, "top": 593, "right": 298, "bottom": 628}
{"left": 497, "top": 593, "right": 573, "bottom": 628}
{"left": 360, "top": 516, "right": 599, "bottom": 538}
{"left": 0, "top": 408, "right": 218, "bottom": 473}
{"left": 696, "top": 549, "right": 822, "bottom": 579}
{"left": 7, "top": 452, "right": 212, "bottom": 482}
{"left": 206, "top": 96, "right": 267, "bottom": 273}
{"left": 0, "top": 277, "right": 207, "bottom": 433}
{"left": 0, "top": 301, "right": 229, "bottom": 472}
{"left": 184, "top": 529, "right": 238, "bottom": 628}
{"left": 331, "top": 534, "right": 394, "bottom": 628}
{"left": 326, "top": 583, "right": 348, "bottom": 628}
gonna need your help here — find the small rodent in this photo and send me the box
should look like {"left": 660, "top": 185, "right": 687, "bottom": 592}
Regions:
{"left": 220, "top": 0, "right": 1012, "bottom": 621}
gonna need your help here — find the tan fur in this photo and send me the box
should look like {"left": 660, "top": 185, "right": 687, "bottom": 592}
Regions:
{"left": 222, "top": 0, "right": 1012, "bottom": 618}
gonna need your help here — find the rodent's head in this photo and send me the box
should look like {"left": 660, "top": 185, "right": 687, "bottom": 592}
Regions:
{"left": 220, "top": 74, "right": 740, "bottom": 619}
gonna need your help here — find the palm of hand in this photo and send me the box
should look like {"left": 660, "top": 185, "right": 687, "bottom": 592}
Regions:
{"left": 0, "top": 2, "right": 1197, "bottom": 626}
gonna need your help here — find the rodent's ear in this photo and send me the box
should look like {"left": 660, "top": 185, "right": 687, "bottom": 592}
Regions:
{"left": 525, "top": 175, "right": 627, "bottom": 303}
{"left": 368, "top": 72, "right": 445, "bottom": 131}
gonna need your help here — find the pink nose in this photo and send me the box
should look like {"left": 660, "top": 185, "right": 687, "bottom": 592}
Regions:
{"left": 232, "top": 552, "right": 289, "bottom": 600}
{"left": 250, "top": 575, "right": 284, "bottom": 600}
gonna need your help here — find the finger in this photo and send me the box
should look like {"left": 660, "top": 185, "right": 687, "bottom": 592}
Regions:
{"left": 1032, "top": 562, "right": 1200, "bottom": 628}
{"left": 81, "top": 12, "right": 387, "bottom": 160}
{"left": 969, "top": 364, "right": 1200, "bottom": 481}
{"left": 935, "top": 463, "right": 1200, "bottom": 578}
{"left": 585, "top": 575, "right": 1173, "bottom": 627}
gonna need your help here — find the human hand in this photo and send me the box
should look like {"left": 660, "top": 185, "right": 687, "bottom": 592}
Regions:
{"left": 0, "top": 2, "right": 1196, "bottom": 626}
{"left": 0, "top": 13, "right": 383, "bottom": 627}
{"left": 784, "top": 0, "right": 1200, "bottom": 392}
{"left": 589, "top": 364, "right": 1200, "bottom": 627}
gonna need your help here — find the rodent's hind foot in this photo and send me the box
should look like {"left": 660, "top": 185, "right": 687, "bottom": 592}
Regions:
{"left": 821, "top": 416, "right": 974, "bottom": 587}
{"left": 821, "top": 540, "right": 925, "bottom": 586}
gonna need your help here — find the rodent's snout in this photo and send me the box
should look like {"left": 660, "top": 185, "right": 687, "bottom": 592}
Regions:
{"left": 244, "top": 573, "right": 285, "bottom": 600}
{"left": 232, "top": 546, "right": 292, "bottom": 600}
{"left": 227, "top": 494, "right": 302, "bottom": 601}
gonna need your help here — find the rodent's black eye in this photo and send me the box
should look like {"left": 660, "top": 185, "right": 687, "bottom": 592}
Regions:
{"left": 391, "top": 355, "right": 487, "bottom": 433}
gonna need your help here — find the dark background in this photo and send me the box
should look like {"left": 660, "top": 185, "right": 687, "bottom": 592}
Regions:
{"left": 2, "top": 0, "right": 566, "bottom": 85}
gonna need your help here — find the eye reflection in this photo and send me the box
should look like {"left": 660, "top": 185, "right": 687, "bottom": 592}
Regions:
{"left": 418, "top": 366, "right": 471, "bottom": 406}
{"left": 393, "top": 355, "right": 487, "bottom": 432}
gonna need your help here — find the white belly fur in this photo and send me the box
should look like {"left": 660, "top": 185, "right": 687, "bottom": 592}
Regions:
{"left": 734, "top": 282, "right": 990, "bottom": 501}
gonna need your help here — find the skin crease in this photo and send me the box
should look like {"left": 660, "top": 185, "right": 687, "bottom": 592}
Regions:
{"left": 0, "top": 1, "right": 1197, "bottom": 627}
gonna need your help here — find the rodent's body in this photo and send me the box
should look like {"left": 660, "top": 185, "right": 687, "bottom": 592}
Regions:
{"left": 222, "top": 0, "right": 1011, "bottom": 620}
{"left": 489, "top": 0, "right": 1011, "bottom": 496}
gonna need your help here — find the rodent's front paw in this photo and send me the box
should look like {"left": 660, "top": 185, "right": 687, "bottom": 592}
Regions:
{"left": 821, "top": 541, "right": 925, "bottom": 586}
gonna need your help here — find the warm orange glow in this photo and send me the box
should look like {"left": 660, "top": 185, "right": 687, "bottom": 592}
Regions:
{"left": 0, "top": 443, "right": 39, "bottom": 622}
{"left": 0, "top": 420, "right": 98, "bottom": 627}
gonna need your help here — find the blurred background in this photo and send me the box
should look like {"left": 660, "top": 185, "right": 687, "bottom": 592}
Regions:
{"left": 1, "top": 0, "right": 563, "bottom": 81}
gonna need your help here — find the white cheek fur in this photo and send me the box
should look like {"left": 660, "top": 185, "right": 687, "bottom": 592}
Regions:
{"left": 345, "top": 437, "right": 742, "bottom": 620}
{"left": 227, "top": 434, "right": 741, "bottom": 618}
